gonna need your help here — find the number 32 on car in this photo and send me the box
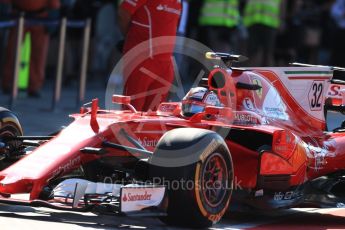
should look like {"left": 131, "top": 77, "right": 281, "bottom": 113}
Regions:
{"left": 309, "top": 81, "right": 324, "bottom": 111}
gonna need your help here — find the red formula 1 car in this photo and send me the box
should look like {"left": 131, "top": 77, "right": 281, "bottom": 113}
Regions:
{"left": 0, "top": 53, "right": 345, "bottom": 228}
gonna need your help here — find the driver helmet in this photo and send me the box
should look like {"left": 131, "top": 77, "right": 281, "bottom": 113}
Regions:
{"left": 181, "top": 87, "right": 222, "bottom": 117}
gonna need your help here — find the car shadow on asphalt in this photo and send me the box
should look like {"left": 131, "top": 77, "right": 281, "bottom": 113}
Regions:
{"left": 1, "top": 204, "right": 344, "bottom": 229}
{"left": 0, "top": 204, "right": 190, "bottom": 230}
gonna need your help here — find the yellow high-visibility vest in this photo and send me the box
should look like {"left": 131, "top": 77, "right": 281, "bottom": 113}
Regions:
{"left": 199, "top": 0, "right": 240, "bottom": 28}
{"left": 243, "top": 0, "right": 281, "bottom": 28}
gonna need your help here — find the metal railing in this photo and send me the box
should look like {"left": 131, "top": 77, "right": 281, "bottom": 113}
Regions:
{"left": 0, "top": 15, "right": 91, "bottom": 110}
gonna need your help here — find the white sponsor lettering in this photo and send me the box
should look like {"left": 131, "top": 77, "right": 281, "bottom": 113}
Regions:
{"left": 125, "top": 0, "right": 137, "bottom": 7}
{"left": 263, "top": 88, "right": 288, "bottom": 120}
{"left": 138, "top": 137, "right": 158, "bottom": 147}
{"left": 156, "top": 4, "right": 181, "bottom": 15}
{"left": 243, "top": 98, "right": 255, "bottom": 111}
{"left": 204, "top": 92, "right": 221, "bottom": 106}
{"left": 52, "top": 156, "right": 81, "bottom": 178}
{"left": 121, "top": 186, "right": 165, "bottom": 213}
{"left": 159, "top": 104, "right": 177, "bottom": 112}
{"left": 327, "top": 84, "right": 343, "bottom": 98}
{"left": 274, "top": 191, "right": 302, "bottom": 201}
{"left": 122, "top": 191, "right": 152, "bottom": 202}
{"left": 234, "top": 113, "right": 258, "bottom": 124}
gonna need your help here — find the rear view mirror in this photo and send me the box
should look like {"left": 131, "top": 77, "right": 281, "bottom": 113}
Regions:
{"left": 112, "top": 95, "right": 131, "bottom": 105}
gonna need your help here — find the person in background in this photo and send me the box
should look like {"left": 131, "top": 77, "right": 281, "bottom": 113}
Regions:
{"left": 198, "top": 0, "right": 240, "bottom": 53}
{"left": 118, "top": 0, "right": 182, "bottom": 111}
{"left": 2, "top": 0, "right": 60, "bottom": 97}
{"left": 330, "top": 0, "right": 345, "bottom": 67}
{"left": 185, "top": 0, "right": 202, "bottom": 39}
{"left": 61, "top": 0, "right": 102, "bottom": 86}
{"left": 0, "top": 0, "right": 11, "bottom": 80}
{"left": 243, "top": 0, "right": 285, "bottom": 66}
{"left": 293, "top": 0, "right": 333, "bottom": 65}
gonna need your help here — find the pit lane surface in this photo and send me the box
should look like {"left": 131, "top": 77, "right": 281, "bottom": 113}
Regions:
{"left": 0, "top": 204, "right": 344, "bottom": 229}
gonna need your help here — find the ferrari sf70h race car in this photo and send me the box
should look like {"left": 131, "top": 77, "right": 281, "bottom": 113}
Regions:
{"left": 0, "top": 53, "right": 345, "bottom": 228}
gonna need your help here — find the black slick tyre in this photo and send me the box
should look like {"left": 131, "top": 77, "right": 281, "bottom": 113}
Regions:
{"left": 149, "top": 128, "right": 233, "bottom": 228}
{"left": 0, "top": 107, "right": 23, "bottom": 170}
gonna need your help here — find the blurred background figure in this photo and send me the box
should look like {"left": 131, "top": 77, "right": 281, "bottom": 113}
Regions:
{"left": 2, "top": 0, "right": 60, "bottom": 97}
{"left": 94, "top": 1, "right": 122, "bottom": 84}
{"left": 60, "top": 0, "right": 110, "bottom": 86}
{"left": 173, "top": 0, "right": 189, "bottom": 86}
{"left": 185, "top": 0, "right": 202, "bottom": 39}
{"left": 292, "top": 0, "right": 333, "bottom": 65}
{"left": 198, "top": 0, "right": 240, "bottom": 53}
{"left": 274, "top": 0, "right": 299, "bottom": 66}
{"left": 0, "top": 0, "right": 11, "bottom": 80}
{"left": 330, "top": 0, "right": 345, "bottom": 67}
{"left": 243, "top": 0, "right": 285, "bottom": 66}
{"left": 118, "top": 0, "right": 182, "bottom": 111}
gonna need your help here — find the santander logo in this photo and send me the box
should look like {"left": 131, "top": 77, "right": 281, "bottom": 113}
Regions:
{"left": 122, "top": 191, "right": 152, "bottom": 202}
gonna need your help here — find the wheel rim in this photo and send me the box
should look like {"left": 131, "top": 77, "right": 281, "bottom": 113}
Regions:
{"left": 0, "top": 127, "right": 21, "bottom": 156}
{"left": 201, "top": 152, "right": 229, "bottom": 208}
{"left": 0, "top": 130, "right": 14, "bottom": 154}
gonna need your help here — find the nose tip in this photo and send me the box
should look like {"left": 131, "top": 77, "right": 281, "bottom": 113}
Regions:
{"left": 0, "top": 176, "right": 32, "bottom": 194}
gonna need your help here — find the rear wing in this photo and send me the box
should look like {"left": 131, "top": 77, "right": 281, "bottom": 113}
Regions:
{"left": 291, "top": 62, "right": 345, "bottom": 114}
{"left": 252, "top": 66, "right": 333, "bottom": 131}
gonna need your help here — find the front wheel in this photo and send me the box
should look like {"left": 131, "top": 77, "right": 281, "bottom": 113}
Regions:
{"left": 0, "top": 107, "right": 23, "bottom": 170}
{"left": 149, "top": 128, "right": 233, "bottom": 228}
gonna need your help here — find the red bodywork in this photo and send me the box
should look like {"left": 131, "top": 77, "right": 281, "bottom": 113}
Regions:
{"left": 0, "top": 66, "right": 345, "bottom": 210}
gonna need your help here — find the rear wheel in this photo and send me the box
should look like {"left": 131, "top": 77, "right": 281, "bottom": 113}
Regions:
{"left": 0, "top": 107, "right": 23, "bottom": 170}
{"left": 149, "top": 128, "right": 233, "bottom": 228}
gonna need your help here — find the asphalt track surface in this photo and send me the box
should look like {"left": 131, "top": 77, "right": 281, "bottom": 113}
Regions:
{"left": 0, "top": 204, "right": 344, "bottom": 229}
{"left": 0, "top": 84, "right": 345, "bottom": 229}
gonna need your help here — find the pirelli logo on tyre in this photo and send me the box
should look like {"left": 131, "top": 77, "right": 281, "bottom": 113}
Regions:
{"left": 200, "top": 139, "right": 218, "bottom": 162}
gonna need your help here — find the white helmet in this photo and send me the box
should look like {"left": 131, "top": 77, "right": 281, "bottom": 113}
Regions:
{"left": 181, "top": 87, "right": 222, "bottom": 117}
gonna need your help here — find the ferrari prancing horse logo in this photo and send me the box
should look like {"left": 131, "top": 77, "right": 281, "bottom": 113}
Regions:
{"left": 253, "top": 78, "right": 263, "bottom": 98}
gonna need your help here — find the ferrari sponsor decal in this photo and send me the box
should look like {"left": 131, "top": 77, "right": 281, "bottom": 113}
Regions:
{"left": 138, "top": 137, "right": 158, "bottom": 147}
{"left": 273, "top": 191, "right": 303, "bottom": 201}
{"left": 158, "top": 103, "right": 178, "bottom": 113}
{"left": 51, "top": 156, "right": 81, "bottom": 178}
{"left": 308, "top": 81, "right": 324, "bottom": 111}
{"left": 252, "top": 78, "right": 263, "bottom": 98}
{"left": 304, "top": 140, "right": 336, "bottom": 171}
{"left": 234, "top": 112, "right": 260, "bottom": 125}
{"left": 122, "top": 191, "right": 152, "bottom": 202}
{"left": 120, "top": 186, "right": 165, "bottom": 213}
{"left": 257, "top": 68, "right": 330, "bottom": 126}
{"left": 262, "top": 88, "right": 288, "bottom": 120}
{"left": 327, "top": 84, "right": 345, "bottom": 99}
{"left": 156, "top": 4, "right": 181, "bottom": 15}
{"left": 243, "top": 98, "right": 255, "bottom": 111}
{"left": 204, "top": 92, "right": 221, "bottom": 106}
